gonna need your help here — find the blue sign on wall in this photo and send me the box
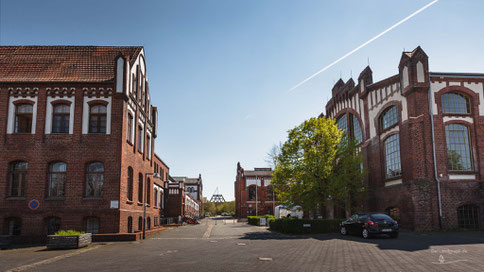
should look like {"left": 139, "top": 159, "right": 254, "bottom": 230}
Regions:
{"left": 29, "top": 199, "right": 40, "bottom": 210}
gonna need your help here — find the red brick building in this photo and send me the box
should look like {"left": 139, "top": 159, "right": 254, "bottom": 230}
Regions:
{"left": 173, "top": 175, "right": 203, "bottom": 217}
{"left": 325, "top": 46, "right": 484, "bottom": 230}
{"left": 0, "top": 46, "right": 170, "bottom": 241}
{"left": 164, "top": 176, "right": 201, "bottom": 219}
{"left": 235, "top": 163, "right": 276, "bottom": 218}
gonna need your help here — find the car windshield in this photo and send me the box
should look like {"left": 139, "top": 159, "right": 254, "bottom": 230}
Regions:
{"left": 370, "top": 214, "right": 393, "bottom": 221}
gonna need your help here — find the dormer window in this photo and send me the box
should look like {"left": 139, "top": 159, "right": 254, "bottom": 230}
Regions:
{"left": 441, "top": 93, "right": 470, "bottom": 114}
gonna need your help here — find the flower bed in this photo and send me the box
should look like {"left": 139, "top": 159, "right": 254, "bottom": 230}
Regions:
{"left": 47, "top": 231, "right": 92, "bottom": 250}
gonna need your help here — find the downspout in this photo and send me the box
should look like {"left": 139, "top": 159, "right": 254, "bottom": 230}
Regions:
{"left": 428, "top": 76, "right": 443, "bottom": 229}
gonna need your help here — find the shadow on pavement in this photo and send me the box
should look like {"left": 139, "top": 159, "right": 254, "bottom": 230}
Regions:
{"left": 238, "top": 228, "right": 484, "bottom": 251}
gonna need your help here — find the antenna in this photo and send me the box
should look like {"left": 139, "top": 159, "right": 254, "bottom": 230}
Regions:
{"left": 367, "top": 57, "right": 370, "bottom": 66}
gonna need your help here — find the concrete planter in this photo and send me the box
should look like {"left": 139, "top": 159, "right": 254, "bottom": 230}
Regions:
{"left": 47, "top": 233, "right": 92, "bottom": 249}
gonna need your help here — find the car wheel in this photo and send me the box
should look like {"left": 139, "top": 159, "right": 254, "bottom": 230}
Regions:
{"left": 362, "top": 228, "right": 370, "bottom": 239}
{"left": 340, "top": 226, "right": 347, "bottom": 235}
{"left": 390, "top": 232, "right": 399, "bottom": 239}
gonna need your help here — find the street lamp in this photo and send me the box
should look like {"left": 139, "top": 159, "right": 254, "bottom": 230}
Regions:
{"left": 143, "top": 172, "right": 161, "bottom": 240}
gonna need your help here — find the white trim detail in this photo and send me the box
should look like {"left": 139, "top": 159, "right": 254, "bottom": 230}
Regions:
{"left": 463, "top": 82, "right": 484, "bottom": 116}
{"left": 416, "top": 61, "right": 425, "bottom": 83}
{"left": 380, "top": 126, "right": 399, "bottom": 141}
{"left": 7, "top": 96, "right": 38, "bottom": 134}
{"left": 430, "top": 81, "right": 446, "bottom": 115}
{"left": 82, "top": 96, "right": 112, "bottom": 134}
{"left": 402, "top": 66, "right": 409, "bottom": 88}
{"left": 45, "top": 96, "right": 75, "bottom": 134}
{"left": 443, "top": 116, "right": 473, "bottom": 124}
{"left": 385, "top": 179, "right": 402, "bottom": 187}
{"left": 116, "top": 57, "right": 124, "bottom": 93}
{"left": 448, "top": 174, "right": 475, "bottom": 180}
{"left": 368, "top": 89, "right": 407, "bottom": 139}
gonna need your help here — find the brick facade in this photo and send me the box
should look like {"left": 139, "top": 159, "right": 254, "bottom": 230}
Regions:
{"left": 0, "top": 46, "right": 170, "bottom": 240}
{"left": 325, "top": 46, "right": 484, "bottom": 230}
{"left": 235, "top": 163, "right": 276, "bottom": 218}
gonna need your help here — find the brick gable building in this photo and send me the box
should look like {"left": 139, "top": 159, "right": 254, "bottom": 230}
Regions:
{"left": 0, "top": 46, "right": 170, "bottom": 241}
{"left": 235, "top": 163, "right": 275, "bottom": 218}
{"left": 325, "top": 46, "right": 484, "bottom": 230}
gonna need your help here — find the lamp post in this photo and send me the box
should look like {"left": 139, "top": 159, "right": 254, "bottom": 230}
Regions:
{"left": 143, "top": 172, "right": 161, "bottom": 240}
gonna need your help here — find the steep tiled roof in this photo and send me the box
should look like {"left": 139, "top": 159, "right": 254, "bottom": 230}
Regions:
{"left": 0, "top": 46, "right": 143, "bottom": 82}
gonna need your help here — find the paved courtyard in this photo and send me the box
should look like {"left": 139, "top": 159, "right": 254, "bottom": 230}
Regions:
{"left": 1, "top": 217, "right": 484, "bottom": 272}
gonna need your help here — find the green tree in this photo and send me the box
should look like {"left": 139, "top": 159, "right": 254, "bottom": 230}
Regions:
{"left": 272, "top": 116, "right": 367, "bottom": 216}
{"left": 272, "top": 117, "right": 343, "bottom": 215}
{"left": 328, "top": 138, "right": 367, "bottom": 217}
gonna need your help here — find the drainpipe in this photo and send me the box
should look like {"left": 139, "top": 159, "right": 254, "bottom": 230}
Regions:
{"left": 428, "top": 75, "right": 443, "bottom": 229}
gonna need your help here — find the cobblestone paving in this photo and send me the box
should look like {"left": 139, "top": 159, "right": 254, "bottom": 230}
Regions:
{"left": 1, "top": 218, "right": 483, "bottom": 272}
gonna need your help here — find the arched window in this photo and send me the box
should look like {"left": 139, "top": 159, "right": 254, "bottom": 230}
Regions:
{"left": 52, "top": 104, "right": 70, "bottom": 133}
{"left": 380, "top": 106, "right": 398, "bottom": 131}
{"left": 138, "top": 173, "right": 144, "bottom": 202}
{"left": 154, "top": 188, "right": 158, "bottom": 208}
{"left": 15, "top": 104, "right": 33, "bottom": 133}
{"left": 138, "top": 216, "right": 143, "bottom": 231}
{"left": 147, "top": 217, "right": 151, "bottom": 230}
{"left": 88, "top": 104, "right": 107, "bottom": 133}
{"left": 336, "top": 114, "right": 348, "bottom": 133}
{"left": 457, "top": 204, "right": 479, "bottom": 229}
{"left": 127, "top": 216, "right": 133, "bottom": 233}
{"left": 146, "top": 178, "right": 151, "bottom": 205}
{"left": 127, "top": 167, "right": 134, "bottom": 201}
{"left": 384, "top": 134, "right": 401, "bottom": 179}
{"left": 86, "top": 162, "right": 104, "bottom": 197}
{"left": 4, "top": 217, "right": 21, "bottom": 235}
{"left": 127, "top": 114, "right": 134, "bottom": 143}
{"left": 445, "top": 124, "right": 472, "bottom": 171}
{"left": 86, "top": 217, "right": 100, "bottom": 234}
{"left": 352, "top": 115, "right": 363, "bottom": 144}
{"left": 46, "top": 217, "right": 61, "bottom": 235}
{"left": 9, "top": 161, "right": 28, "bottom": 197}
{"left": 248, "top": 185, "right": 256, "bottom": 201}
{"left": 48, "top": 162, "right": 66, "bottom": 197}
{"left": 442, "top": 93, "right": 470, "bottom": 114}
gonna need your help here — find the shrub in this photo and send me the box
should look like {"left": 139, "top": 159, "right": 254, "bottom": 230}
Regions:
{"left": 269, "top": 218, "right": 342, "bottom": 234}
{"left": 53, "top": 230, "right": 85, "bottom": 236}
{"left": 247, "top": 215, "right": 276, "bottom": 226}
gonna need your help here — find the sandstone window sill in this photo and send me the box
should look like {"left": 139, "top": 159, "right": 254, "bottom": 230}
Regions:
{"left": 45, "top": 197, "right": 65, "bottom": 201}
{"left": 83, "top": 197, "right": 103, "bottom": 200}
{"left": 6, "top": 197, "right": 26, "bottom": 201}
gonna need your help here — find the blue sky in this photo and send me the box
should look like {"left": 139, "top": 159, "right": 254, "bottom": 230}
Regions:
{"left": 2, "top": 0, "right": 484, "bottom": 200}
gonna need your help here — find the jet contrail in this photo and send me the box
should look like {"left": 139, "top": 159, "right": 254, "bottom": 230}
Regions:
{"left": 288, "top": 0, "right": 439, "bottom": 92}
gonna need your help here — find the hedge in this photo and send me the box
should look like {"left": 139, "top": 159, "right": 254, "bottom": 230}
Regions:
{"left": 269, "top": 218, "right": 342, "bottom": 234}
{"left": 247, "top": 215, "right": 276, "bottom": 226}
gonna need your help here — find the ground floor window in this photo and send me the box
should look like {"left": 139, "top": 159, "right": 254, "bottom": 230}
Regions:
{"left": 5, "top": 217, "right": 21, "bottom": 236}
{"left": 385, "top": 207, "right": 400, "bottom": 221}
{"left": 147, "top": 217, "right": 151, "bottom": 229}
{"left": 127, "top": 216, "right": 133, "bottom": 233}
{"left": 86, "top": 218, "right": 100, "bottom": 234}
{"left": 457, "top": 204, "right": 479, "bottom": 229}
{"left": 138, "top": 216, "right": 143, "bottom": 231}
{"left": 46, "top": 217, "right": 61, "bottom": 235}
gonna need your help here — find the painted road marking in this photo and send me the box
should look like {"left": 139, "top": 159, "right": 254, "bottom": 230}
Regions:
{"left": 6, "top": 245, "right": 101, "bottom": 272}
{"left": 237, "top": 243, "right": 246, "bottom": 246}
{"left": 258, "top": 257, "right": 273, "bottom": 261}
{"left": 202, "top": 224, "right": 213, "bottom": 239}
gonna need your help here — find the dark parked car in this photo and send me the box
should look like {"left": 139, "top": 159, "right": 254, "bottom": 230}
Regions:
{"left": 340, "top": 213, "right": 399, "bottom": 239}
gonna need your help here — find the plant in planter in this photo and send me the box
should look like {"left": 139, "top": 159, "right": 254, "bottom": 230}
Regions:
{"left": 47, "top": 230, "right": 92, "bottom": 250}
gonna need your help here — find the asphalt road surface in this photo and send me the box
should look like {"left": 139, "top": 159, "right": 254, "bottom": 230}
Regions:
{"left": 1, "top": 217, "right": 484, "bottom": 272}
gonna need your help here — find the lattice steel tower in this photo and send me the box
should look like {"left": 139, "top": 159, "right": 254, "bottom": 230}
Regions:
{"left": 210, "top": 187, "right": 225, "bottom": 203}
